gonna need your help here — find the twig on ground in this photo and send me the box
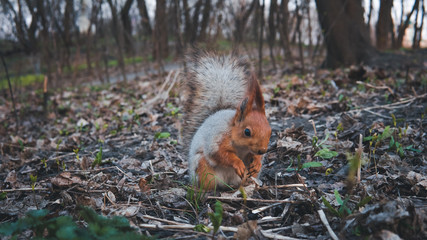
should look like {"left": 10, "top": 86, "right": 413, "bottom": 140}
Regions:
{"left": 263, "top": 223, "right": 310, "bottom": 233}
{"left": 0, "top": 187, "right": 49, "bottom": 192}
{"left": 141, "top": 214, "right": 183, "bottom": 225}
{"left": 144, "top": 70, "right": 180, "bottom": 107}
{"left": 207, "top": 196, "right": 297, "bottom": 204}
{"left": 259, "top": 184, "right": 305, "bottom": 190}
{"left": 348, "top": 93, "right": 426, "bottom": 114}
{"left": 362, "top": 109, "right": 392, "bottom": 119}
{"left": 357, "top": 134, "right": 363, "bottom": 183}
{"left": 317, "top": 209, "right": 339, "bottom": 240}
{"left": 260, "top": 230, "right": 303, "bottom": 240}
{"left": 309, "top": 119, "right": 317, "bottom": 136}
{"left": 356, "top": 81, "right": 394, "bottom": 94}
{"left": 252, "top": 203, "right": 281, "bottom": 214}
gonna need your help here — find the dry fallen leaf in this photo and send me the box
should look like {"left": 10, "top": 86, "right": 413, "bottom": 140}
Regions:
{"left": 138, "top": 177, "right": 150, "bottom": 193}
{"left": 234, "top": 220, "right": 259, "bottom": 240}
{"left": 51, "top": 172, "right": 83, "bottom": 187}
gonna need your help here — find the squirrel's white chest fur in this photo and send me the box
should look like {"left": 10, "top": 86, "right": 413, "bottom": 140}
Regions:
{"left": 188, "top": 109, "right": 242, "bottom": 187}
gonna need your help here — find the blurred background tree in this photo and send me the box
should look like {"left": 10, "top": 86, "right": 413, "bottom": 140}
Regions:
{"left": 0, "top": 0, "right": 425, "bottom": 90}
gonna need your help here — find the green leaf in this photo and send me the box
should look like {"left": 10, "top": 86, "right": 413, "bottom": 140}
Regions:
{"left": 334, "top": 190, "right": 343, "bottom": 205}
{"left": 337, "top": 122, "right": 344, "bottom": 132}
{"left": 208, "top": 200, "right": 223, "bottom": 234}
{"left": 391, "top": 113, "right": 396, "bottom": 127}
{"left": 194, "top": 224, "right": 210, "bottom": 233}
{"left": 155, "top": 132, "right": 170, "bottom": 139}
{"left": 380, "top": 126, "right": 393, "bottom": 141}
{"left": 318, "top": 132, "right": 331, "bottom": 147}
{"left": 321, "top": 196, "right": 340, "bottom": 217}
{"left": 356, "top": 196, "right": 372, "bottom": 209}
{"left": 315, "top": 148, "right": 338, "bottom": 159}
{"left": 301, "top": 162, "right": 323, "bottom": 169}
{"left": 389, "top": 136, "right": 395, "bottom": 149}
{"left": 0, "top": 192, "right": 6, "bottom": 200}
{"left": 338, "top": 196, "right": 352, "bottom": 215}
{"left": 405, "top": 145, "right": 421, "bottom": 153}
{"left": 363, "top": 136, "right": 373, "bottom": 141}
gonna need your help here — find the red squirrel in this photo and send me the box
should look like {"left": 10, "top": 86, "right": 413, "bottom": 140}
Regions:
{"left": 183, "top": 51, "right": 271, "bottom": 189}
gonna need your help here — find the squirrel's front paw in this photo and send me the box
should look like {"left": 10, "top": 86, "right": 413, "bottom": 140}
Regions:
{"left": 248, "top": 157, "right": 262, "bottom": 177}
{"left": 233, "top": 161, "right": 246, "bottom": 178}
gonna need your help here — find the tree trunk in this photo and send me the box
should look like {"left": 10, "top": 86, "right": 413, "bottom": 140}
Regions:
{"left": 183, "top": 0, "right": 192, "bottom": 45}
{"left": 233, "top": 0, "right": 257, "bottom": 44}
{"left": 277, "top": 0, "right": 292, "bottom": 61}
{"left": 190, "top": 0, "right": 203, "bottom": 43}
{"left": 376, "top": 0, "right": 393, "bottom": 50}
{"left": 106, "top": 0, "right": 127, "bottom": 82}
{"left": 315, "top": 0, "right": 377, "bottom": 68}
{"left": 136, "top": 0, "right": 152, "bottom": 36}
{"left": 36, "top": 0, "right": 54, "bottom": 86}
{"left": 366, "top": 0, "right": 373, "bottom": 36}
{"left": 394, "top": 0, "right": 420, "bottom": 49}
{"left": 198, "top": 0, "right": 211, "bottom": 42}
{"left": 153, "top": 0, "right": 168, "bottom": 60}
{"left": 120, "top": 0, "right": 134, "bottom": 53}
{"left": 268, "top": 0, "right": 277, "bottom": 70}
{"left": 258, "top": 0, "right": 264, "bottom": 78}
{"left": 295, "top": 0, "right": 304, "bottom": 73}
{"left": 4, "top": 0, "right": 38, "bottom": 54}
{"left": 412, "top": 0, "right": 424, "bottom": 49}
{"left": 304, "top": 0, "right": 313, "bottom": 55}
{"left": 171, "top": 0, "right": 184, "bottom": 56}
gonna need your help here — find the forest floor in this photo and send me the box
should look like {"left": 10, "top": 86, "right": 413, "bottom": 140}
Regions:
{"left": 0, "top": 55, "right": 426, "bottom": 239}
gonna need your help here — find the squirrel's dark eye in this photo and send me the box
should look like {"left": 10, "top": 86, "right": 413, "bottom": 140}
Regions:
{"left": 244, "top": 128, "right": 251, "bottom": 137}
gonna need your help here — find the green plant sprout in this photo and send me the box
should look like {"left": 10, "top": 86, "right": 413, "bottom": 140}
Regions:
{"left": 155, "top": 132, "right": 171, "bottom": 139}
{"left": 30, "top": 174, "right": 37, "bottom": 191}
{"left": 208, "top": 200, "right": 223, "bottom": 238}
{"left": 56, "top": 139, "right": 62, "bottom": 150}
{"left": 41, "top": 158, "right": 47, "bottom": 168}
{"left": 0, "top": 192, "right": 6, "bottom": 200}
{"left": 73, "top": 148, "right": 80, "bottom": 161}
{"left": 286, "top": 154, "right": 323, "bottom": 172}
{"left": 313, "top": 132, "right": 339, "bottom": 159}
{"left": 322, "top": 190, "right": 372, "bottom": 218}
{"left": 18, "top": 139, "right": 24, "bottom": 151}
{"left": 166, "top": 103, "right": 180, "bottom": 116}
{"left": 92, "top": 146, "right": 103, "bottom": 168}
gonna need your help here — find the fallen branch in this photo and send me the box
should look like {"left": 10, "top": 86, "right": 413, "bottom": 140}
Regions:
{"left": 348, "top": 93, "right": 426, "bottom": 113}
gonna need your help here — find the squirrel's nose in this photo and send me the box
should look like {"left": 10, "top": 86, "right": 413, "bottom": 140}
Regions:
{"left": 257, "top": 148, "right": 267, "bottom": 154}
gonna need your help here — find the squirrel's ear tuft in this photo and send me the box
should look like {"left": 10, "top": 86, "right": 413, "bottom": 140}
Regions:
{"left": 248, "top": 74, "right": 265, "bottom": 114}
{"left": 236, "top": 97, "right": 250, "bottom": 122}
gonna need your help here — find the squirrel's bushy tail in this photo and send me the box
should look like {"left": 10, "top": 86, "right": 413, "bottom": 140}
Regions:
{"left": 182, "top": 50, "right": 252, "bottom": 148}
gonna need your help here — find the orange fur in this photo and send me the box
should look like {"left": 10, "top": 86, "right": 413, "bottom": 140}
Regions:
{"left": 196, "top": 156, "right": 217, "bottom": 190}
